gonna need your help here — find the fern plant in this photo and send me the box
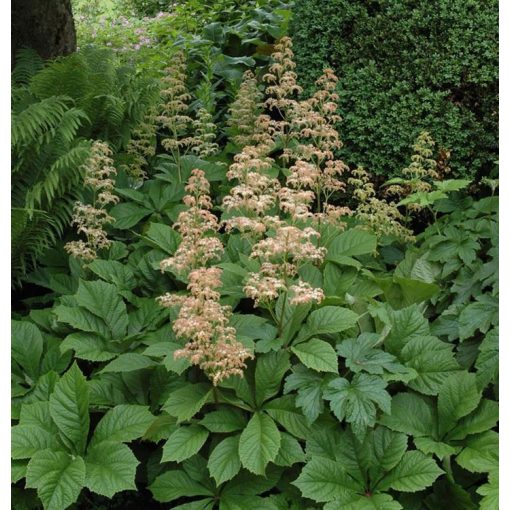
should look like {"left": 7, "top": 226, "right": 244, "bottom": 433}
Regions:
{"left": 11, "top": 48, "right": 160, "bottom": 285}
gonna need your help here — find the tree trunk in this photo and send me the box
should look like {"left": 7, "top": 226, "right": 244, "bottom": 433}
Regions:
{"left": 11, "top": 0, "right": 76, "bottom": 65}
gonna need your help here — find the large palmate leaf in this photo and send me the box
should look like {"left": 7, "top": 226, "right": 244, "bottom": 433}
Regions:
{"left": 84, "top": 441, "right": 139, "bottom": 498}
{"left": 324, "top": 374, "right": 391, "bottom": 439}
{"left": 239, "top": 412, "right": 281, "bottom": 475}
{"left": 49, "top": 363, "right": 89, "bottom": 455}
{"left": 26, "top": 450, "right": 85, "bottom": 510}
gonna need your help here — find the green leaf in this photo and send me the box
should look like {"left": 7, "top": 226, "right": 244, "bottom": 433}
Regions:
{"left": 263, "top": 396, "right": 311, "bottom": 439}
{"left": 239, "top": 412, "right": 281, "bottom": 475}
{"left": 88, "top": 259, "right": 136, "bottom": 290}
{"left": 379, "top": 392, "right": 436, "bottom": 438}
{"left": 446, "top": 399, "right": 499, "bottom": 441}
{"left": 91, "top": 405, "right": 155, "bottom": 445}
{"left": 477, "top": 469, "right": 498, "bottom": 510}
{"left": 163, "top": 383, "right": 212, "bottom": 422}
{"left": 458, "top": 300, "right": 498, "bottom": 341}
{"left": 475, "top": 329, "right": 498, "bottom": 387}
{"left": 12, "top": 320, "right": 43, "bottom": 379}
{"left": 53, "top": 305, "right": 110, "bottom": 338}
{"left": 150, "top": 470, "right": 213, "bottom": 502}
{"left": 325, "top": 493, "right": 403, "bottom": 510}
{"left": 255, "top": 350, "right": 290, "bottom": 406}
{"left": 199, "top": 408, "right": 246, "bottom": 433}
{"left": 384, "top": 305, "right": 429, "bottom": 355}
{"left": 49, "top": 363, "right": 89, "bottom": 455}
{"left": 162, "top": 425, "right": 209, "bottom": 463}
{"left": 337, "top": 334, "right": 407, "bottom": 375}
{"left": 413, "top": 437, "right": 459, "bottom": 459}
{"left": 293, "top": 457, "right": 362, "bottom": 503}
{"left": 375, "top": 451, "right": 443, "bottom": 492}
{"left": 208, "top": 435, "right": 241, "bottom": 485}
{"left": 100, "top": 353, "right": 157, "bottom": 373}
{"left": 298, "top": 306, "right": 359, "bottom": 343}
{"left": 368, "top": 427, "right": 407, "bottom": 472}
{"left": 400, "top": 336, "right": 459, "bottom": 395}
{"left": 292, "top": 338, "right": 338, "bottom": 373}
{"left": 324, "top": 374, "right": 391, "bottom": 439}
{"left": 84, "top": 441, "right": 139, "bottom": 498}
{"left": 284, "top": 365, "right": 326, "bottom": 424}
{"left": 455, "top": 431, "right": 498, "bottom": 473}
{"left": 273, "top": 432, "right": 305, "bottom": 466}
{"left": 437, "top": 371, "right": 481, "bottom": 435}
{"left": 76, "top": 280, "right": 128, "bottom": 339}
{"left": 26, "top": 450, "right": 85, "bottom": 510}
{"left": 327, "top": 229, "right": 377, "bottom": 258}
{"left": 110, "top": 202, "right": 152, "bottom": 229}
{"left": 144, "top": 222, "right": 180, "bottom": 254}
{"left": 11, "top": 425, "right": 60, "bottom": 460}
{"left": 60, "top": 332, "right": 117, "bottom": 362}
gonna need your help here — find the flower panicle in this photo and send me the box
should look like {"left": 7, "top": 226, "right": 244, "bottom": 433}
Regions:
{"left": 65, "top": 141, "right": 118, "bottom": 262}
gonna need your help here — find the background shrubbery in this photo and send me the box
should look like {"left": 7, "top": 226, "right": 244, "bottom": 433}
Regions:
{"left": 290, "top": 0, "right": 498, "bottom": 179}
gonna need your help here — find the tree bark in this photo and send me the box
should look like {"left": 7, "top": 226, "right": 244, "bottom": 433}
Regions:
{"left": 11, "top": 0, "right": 76, "bottom": 65}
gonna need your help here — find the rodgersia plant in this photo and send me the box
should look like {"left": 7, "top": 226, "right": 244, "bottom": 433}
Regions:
{"left": 65, "top": 141, "right": 119, "bottom": 261}
{"left": 158, "top": 169, "right": 253, "bottom": 385}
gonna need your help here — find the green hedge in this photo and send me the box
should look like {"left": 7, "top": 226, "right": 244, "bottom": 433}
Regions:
{"left": 290, "top": 0, "right": 498, "bottom": 179}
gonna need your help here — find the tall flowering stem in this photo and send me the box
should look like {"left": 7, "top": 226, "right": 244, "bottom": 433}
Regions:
{"left": 157, "top": 52, "right": 196, "bottom": 181}
{"left": 65, "top": 141, "right": 119, "bottom": 262}
{"left": 157, "top": 169, "right": 253, "bottom": 386}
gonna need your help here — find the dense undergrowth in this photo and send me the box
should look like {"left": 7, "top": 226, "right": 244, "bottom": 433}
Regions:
{"left": 11, "top": 1, "right": 498, "bottom": 509}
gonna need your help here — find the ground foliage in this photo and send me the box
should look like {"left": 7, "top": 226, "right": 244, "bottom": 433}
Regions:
{"left": 12, "top": 2, "right": 498, "bottom": 509}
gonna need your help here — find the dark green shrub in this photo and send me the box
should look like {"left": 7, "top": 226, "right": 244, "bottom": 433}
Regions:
{"left": 290, "top": 0, "right": 498, "bottom": 179}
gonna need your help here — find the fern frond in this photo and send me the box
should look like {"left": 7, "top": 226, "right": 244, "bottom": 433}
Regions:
{"left": 12, "top": 49, "right": 44, "bottom": 85}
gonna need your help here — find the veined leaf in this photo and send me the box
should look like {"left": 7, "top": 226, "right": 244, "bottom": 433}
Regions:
{"left": 163, "top": 383, "right": 212, "bottom": 422}
{"left": 446, "top": 399, "right": 499, "bottom": 441}
{"left": 437, "top": 371, "right": 481, "bottom": 436}
{"left": 76, "top": 280, "right": 129, "bottom": 339}
{"left": 375, "top": 451, "right": 443, "bottom": 492}
{"left": 297, "top": 306, "right": 359, "bottom": 344}
{"left": 324, "top": 374, "right": 391, "bottom": 439}
{"left": 293, "top": 457, "right": 363, "bottom": 503}
{"left": 324, "top": 493, "right": 403, "bottom": 510}
{"left": 292, "top": 338, "right": 338, "bottom": 373}
{"left": 255, "top": 350, "right": 290, "bottom": 406}
{"left": 199, "top": 408, "right": 246, "bottom": 433}
{"left": 239, "top": 412, "right": 281, "bottom": 475}
{"left": 26, "top": 450, "right": 85, "bottom": 510}
{"left": 84, "top": 441, "right": 139, "bottom": 498}
{"left": 149, "top": 470, "right": 213, "bottom": 503}
{"left": 12, "top": 320, "right": 43, "bottom": 380}
{"left": 414, "top": 437, "right": 459, "bottom": 459}
{"left": 455, "top": 431, "right": 498, "bottom": 473}
{"left": 379, "top": 392, "right": 437, "bottom": 438}
{"left": 91, "top": 404, "right": 155, "bottom": 445}
{"left": 208, "top": 435, "right": 241, "bottom": 485}
{"left": 162, "top": 425, "right": 209, "bottom": 463}
{"left": 327, "top": 229, "right": 377, "bottom": 258}
{"left": 11, "top": 425, "right": 61, "bottom": 460}
{"left": 100, "top": 353, "right": 157, "bottom": 373}
{"left": 53, "top": 305, "right": 110, "bottom": 338}
{"left": 60, "top": 332, "right": 117, "bottom": 362}
{"left": 273, "top": 432, "right": 305, "bottom": 467}
{"left": 49, "top": 363, "right": 89, "bottom": 455}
